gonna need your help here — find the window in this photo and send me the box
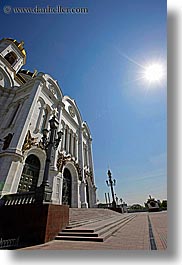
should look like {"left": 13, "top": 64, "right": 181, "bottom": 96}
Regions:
{"left": 41, "top": 108, "right": 48, "bottom": 132}
{"left": 4, "top": 51, "right": 17, "bottom": 66}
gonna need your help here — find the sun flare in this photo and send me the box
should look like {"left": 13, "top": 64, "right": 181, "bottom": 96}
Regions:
{"left": 143, "top": 63, "right": 165, "bottom": 84}
{"left": 118, "top": 51, "right": 166, "bottom": 88}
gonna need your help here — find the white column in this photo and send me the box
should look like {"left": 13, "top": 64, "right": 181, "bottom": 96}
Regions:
{"left": 45, "top": 107, "right": 51, "bottom": 130}
{"left": 71, "top": 179, "right": 79, "bottom": 208}
{"left": 80, "top": 181, "right": 88, "bottom": 208}
{"left": 78, "top": 128, "right": 84, "bottom": 177}
{"left": 51, "top": 172, "right": 63, "bottom": 205}
{"left": 88, "top": 137, "right": 95, "bottom": 182}
{"left": 61, "top": 124, "right": 66, "bottom": 151}
{"left": 72, "top": 134, "right": 75, "bottom": 157}
{"left": 71, "top": 132, "right": 74, "bottom": 156}
{"left": 75, "top": 134, "right": 78, "bottom": 161}
{"left": 85, "top": 147, "right": 88, "bottom": 167}
{"left": 86, "top": 141, "right": 90, "bottom": 168}
{"left": 69, "top": 130, "right": 72, "bottom": 155}
{"left": 78, "top": 127, "right": 88, "bottom": 208}
{"left": 83, "top": 144, "right": 86, "bottom": 166}
{"left": 72, "top": 134, "right": 76, "bottom": 160}
{"left": 57, "top": 104, "right": 63, "bottom": 123}
{"left": 63, "top": 127, "right": 66, "bottom": 151}
{"left": 91, "top": 185, "right": 97, "bottom": 207}
{"left": 66, "top": 127, "right": 70, "bottom": 154}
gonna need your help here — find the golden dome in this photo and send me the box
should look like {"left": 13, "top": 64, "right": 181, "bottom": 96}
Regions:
{"left": 3, "top": 38, "right": 26, "bottom": 63}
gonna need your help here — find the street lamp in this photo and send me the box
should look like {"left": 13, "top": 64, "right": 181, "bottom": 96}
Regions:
{"left": 36, "top": 115, "right": 63, "bottom": 203}
{"left": 106, "top": 169, "right": 116, "bottom": 209}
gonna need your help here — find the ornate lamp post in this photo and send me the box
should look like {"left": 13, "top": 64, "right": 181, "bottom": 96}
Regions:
{"left": 106, "top": 169, "right": 116, "bottom": 209}
{"left": 36, "top": 115, "right": 63, "bottom": 203}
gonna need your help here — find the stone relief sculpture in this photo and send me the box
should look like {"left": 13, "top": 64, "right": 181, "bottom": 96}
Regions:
{"left": 22, "top": 130, "right": 38, "bottom": 152}
{"left": 57, "top": 152, "right": 82, "bottom": 181}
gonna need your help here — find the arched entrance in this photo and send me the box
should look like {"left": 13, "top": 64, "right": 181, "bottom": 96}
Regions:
{"left": 62, "top": 168, "right": 72, "bottom": 206}
{"left": 18, "top": 154, "right": 40, "bottom": 193}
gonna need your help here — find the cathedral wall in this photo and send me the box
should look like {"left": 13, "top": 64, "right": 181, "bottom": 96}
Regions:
{"left": 0, "top": 153, "right": 23, "bottom": 196}
{"left": 0, "top": 38, "right": 97, "bottom": 208}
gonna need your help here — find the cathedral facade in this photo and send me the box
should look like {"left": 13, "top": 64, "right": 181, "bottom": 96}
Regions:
{"left": 0, "top": 38, "right": 97, "bottom": 208}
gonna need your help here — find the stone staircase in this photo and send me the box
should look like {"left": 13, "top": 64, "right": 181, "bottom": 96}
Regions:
{"left": 55, "top": 208, "right": 136, "bottom": 242}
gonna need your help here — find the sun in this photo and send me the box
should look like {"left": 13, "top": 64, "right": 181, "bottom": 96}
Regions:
{"left": 143, "top": 63, "right": 165, "bottom": 84}
{"left": 118, "top": 51, "right": 166, "bottom": 87}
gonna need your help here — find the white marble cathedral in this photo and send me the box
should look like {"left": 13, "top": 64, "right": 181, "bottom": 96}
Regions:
{"left": 0, "top": 38, "right": 97, "bottom": 208}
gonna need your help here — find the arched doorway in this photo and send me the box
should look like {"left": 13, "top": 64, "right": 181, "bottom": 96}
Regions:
{"left": 18, "top": 154, "right": 40, "bottom": 193}
{"left": 62, "top": 168, "right": 72, "bottom": 206}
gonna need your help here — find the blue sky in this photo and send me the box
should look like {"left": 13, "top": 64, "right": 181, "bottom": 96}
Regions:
{"left": 0, "top": 0, "right": 167, "bottom": 205}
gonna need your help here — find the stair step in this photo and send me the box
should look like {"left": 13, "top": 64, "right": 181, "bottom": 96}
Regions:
{"left": 62, "top": 229, "right": 95, "bottom": 233}
{"left": 56, "top": 214, "right": 137, "bottom": 242}
{"left": 68, "top": 216, "right": 113, "bottom": 228}
{"left": 95, "top": 215, "right": 136, "bottom": 238}
{"left": 58, "top": 232, "right": 99, "bottom": 237}
{"left": 93, "top": 215, "right": 133, "bottom": 233}
{"left": 69, "top": 208, "right": 122, "bottom": 224}
{"left": 99, "top": 215, "right": 136, "bottom": 240}
{"left": 55, "top": 235, "right": 104, "bottom": 242}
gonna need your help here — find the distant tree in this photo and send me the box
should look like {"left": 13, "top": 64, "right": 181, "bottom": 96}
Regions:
{"left": 161, "top": 200, "right": 167, "bottom": 209}
{"left": 130, "top": 204, "right": 145, "bottom": 210}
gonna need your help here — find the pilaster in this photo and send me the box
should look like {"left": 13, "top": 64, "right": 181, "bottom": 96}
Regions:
{"left": 80, "top": 181, "right": 88, "bottom": 208}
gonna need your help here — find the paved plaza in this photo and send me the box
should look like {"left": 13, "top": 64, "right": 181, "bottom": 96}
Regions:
{"left": 22, "top": 211, "right": 167, "bottom": 251}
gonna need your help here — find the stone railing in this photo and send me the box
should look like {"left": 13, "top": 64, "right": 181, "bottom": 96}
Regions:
{"left": 0, "top": 191, "right": 36, "bottom": 206}
{"left": 0, "top": 237, "right": 19, "bottom": 249}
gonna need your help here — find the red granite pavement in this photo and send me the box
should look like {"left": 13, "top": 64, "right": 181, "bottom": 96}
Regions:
{"left": 21, "top": 211, "right": 167, "bottom": 251}
{"left": 149, "top": 211, "right": 167, "bottom": 250}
